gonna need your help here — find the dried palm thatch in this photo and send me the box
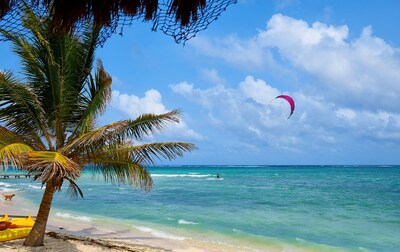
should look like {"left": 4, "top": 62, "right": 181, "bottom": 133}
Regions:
{"left": 0, "top": 0, "right": 237, "bottom": 46}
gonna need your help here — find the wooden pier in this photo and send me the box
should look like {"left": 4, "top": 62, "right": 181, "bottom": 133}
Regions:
{"left": 0, "top": 174, "right": 31, "bottom": 179}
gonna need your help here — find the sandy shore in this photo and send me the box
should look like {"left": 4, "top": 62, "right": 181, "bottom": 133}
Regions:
{"left": 0, "top": 231, "right": 169, "bottom": 252}
{"left": 0, "top": 191, "right": 328, "bottom": 252}
{"left": 0, "top": 194, "right": 261, "bottom": 252}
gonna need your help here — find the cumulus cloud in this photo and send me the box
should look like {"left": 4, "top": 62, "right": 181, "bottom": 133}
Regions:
{"left": 190, "top": 14, "right": 400, "bottom": 113}
{"left": 171, "top": 14, "right": 400, "bottom": 162}
{"left": 111, "top": 89, "right": 204, "bottom": 141}
{"left": 189, "top": 34, "right": 278, "bottom": 71}
{"left": 111, "top": 89, "right": 166, "bottom": 118}
{"left": 171, "top": 75, "right": 318, "bottom": 152}
{"left": 201, "top": 68, "right": 226, "bottom": 85}
{"left": 171, "top": 73, "right": 400, "bottom": 154}
{"left": 261, "top": 15, "right": 400, "bottom": 111}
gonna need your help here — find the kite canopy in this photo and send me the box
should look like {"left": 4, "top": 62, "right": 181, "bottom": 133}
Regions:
{"left": 275, "top": 95, "right": 295, "bottom": 119}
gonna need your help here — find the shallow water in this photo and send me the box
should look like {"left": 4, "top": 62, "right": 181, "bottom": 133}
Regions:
{"left": 1, "top": 165, "right": 399, "bottom": 251}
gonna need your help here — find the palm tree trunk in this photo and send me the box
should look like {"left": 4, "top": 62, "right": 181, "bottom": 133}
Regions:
{"left": 23, "top": 182, "right": 55, "bottom": 246}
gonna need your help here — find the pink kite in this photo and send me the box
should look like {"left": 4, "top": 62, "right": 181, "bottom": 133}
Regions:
{"left": 275, "top": 95, "right": 295, "bottom": 119}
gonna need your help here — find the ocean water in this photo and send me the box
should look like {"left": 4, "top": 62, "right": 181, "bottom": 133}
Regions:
{"left": 1, "top": 165, "right": 399, "bottom": 251}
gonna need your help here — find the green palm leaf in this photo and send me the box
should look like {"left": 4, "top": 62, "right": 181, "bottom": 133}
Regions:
{"left": 69, "top": 59, "right": 112, "bottom": 139}
{"left": 85, "top": 155, "right": 154, "bottom": 191}
{"left": 0, "top": 71, "right": 49, "bottom": 149}
{"left": 21, "top": 151, "right": 81, "bottom": 190}
{"left": 0, "top": 126, "right": 34, "bottom": 168}
{"left": 61, "top": 110, "right": 181, "bottom": 156}
{"left": 116, "top": 142, "right": 197, "bottom": 165}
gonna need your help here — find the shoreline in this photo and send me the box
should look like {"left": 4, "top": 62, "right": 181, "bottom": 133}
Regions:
{"left": 0, "top": 195, "right": 260, "bottom": 252}
{"left": 1, "top": 231, "right": 169, "bottom": 252}
{"left": 0, "top": 193, "right": 332, "bottom": 252}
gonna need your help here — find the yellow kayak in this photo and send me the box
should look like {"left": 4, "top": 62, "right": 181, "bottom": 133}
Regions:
{"left": 0, "top": 215, "right": 35, "bottom": 242}
{"left": 0, "top": 227, "right": 32, "bottom": 242}
{"left": 9, "top": 216, "right": 35, "bottom": 228}
{"left": 0, "top": 215, "right": 9, "bottom": 222}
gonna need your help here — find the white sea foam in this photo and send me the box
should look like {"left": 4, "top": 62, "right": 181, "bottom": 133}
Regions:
{"left": 295, "top": 237, "right": 306, "bottom": 243}
{"left": 232, "top": 228, "right": 242, "bottom": 233}
{"left": 93, "top": 227, "right": 117, "bottom": 234}
{"left": 135, "top": 226, "right": 186, "bottom": 240}
{"left": 55, "top": 212, "right": 93, "bottom": 222}
{"left": 151, "top": 174, "right": 211, "bottom": 178}
{"left": 178, "top": 219, "right": 198, "bottom": 225}
{"left": 28, "top": 185, "right": 43, "bottom": 189}
{"left": 0, "top": 188, "right": 15, "bottom": 192}
{"left": 0, "top": 182, "right": 12, "bottom": 187}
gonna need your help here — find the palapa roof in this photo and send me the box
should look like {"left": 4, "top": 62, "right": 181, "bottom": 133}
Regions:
{"left": 0, "top": 0, "right": 237, "bottom": 46}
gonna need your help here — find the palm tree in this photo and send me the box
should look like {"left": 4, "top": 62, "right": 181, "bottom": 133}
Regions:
{"left": 0, "top": 7, "right": 196, "bottom": 246}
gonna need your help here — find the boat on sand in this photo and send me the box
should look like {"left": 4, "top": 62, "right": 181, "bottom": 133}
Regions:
{"left": 0, "top": 215, "right": 35, "bottom": 242}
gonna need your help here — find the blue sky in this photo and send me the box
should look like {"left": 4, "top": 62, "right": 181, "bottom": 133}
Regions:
{"left": 1, "top": 0, "right": 400, "bottom": 165}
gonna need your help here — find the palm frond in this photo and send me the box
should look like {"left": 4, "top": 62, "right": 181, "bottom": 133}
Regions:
{"left": 61, "top": 26, "right": 101, "bottom": 136}
{"left": 0, "top": 143, "right": 34, "bottom": 169}
{"left": 71, "top": 141, "right": 196, "bottom": 190}
{"left": 0, "top": 71, "right": 49, "bottom": 150}
{"left": 21, "top": 151, "right": 81, "bottom": 190}
{"left": 61, "top": 110, "right": 181, "bottom": 156}
{"left": 87, "top": 160, "right": 153, "bottom": 191}
{"left": 117, "top": 142, "right": 197, "bottom": 165}
{"left": 65, "top": 177, "right": 84, "bottom": 199}
{"left": 68, "top": 59, "right": 112, "bottom": 140}
{"left": 0, "top": 126, "right": 35, "bottom": 168}
{"left": 126, "top": 110, "right": 181, "bottom": 139}
{"left": 61, "top": 120, "right": 128, "bottom": 155}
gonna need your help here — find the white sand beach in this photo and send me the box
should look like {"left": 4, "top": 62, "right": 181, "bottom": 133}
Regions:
{"left": 0, "top": 192, "right": 319, "bottom": 252}
{"left": 0, "top": 195, "right": 266, "bottom": 252}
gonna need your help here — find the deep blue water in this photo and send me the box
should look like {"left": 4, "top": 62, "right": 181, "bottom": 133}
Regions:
{"left": 1, "top": 165, "right": 399, "bottom": 251}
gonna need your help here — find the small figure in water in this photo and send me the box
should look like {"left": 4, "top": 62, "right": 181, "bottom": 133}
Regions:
{"left": 216, "top": 173, "right": 221, "bottom": 179}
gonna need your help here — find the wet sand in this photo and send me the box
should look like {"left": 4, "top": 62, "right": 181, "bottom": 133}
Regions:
{"left": 0, "top": 195, "right": 256, "bottom": 252}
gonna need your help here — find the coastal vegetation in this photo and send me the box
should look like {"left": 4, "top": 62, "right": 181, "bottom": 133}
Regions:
{"left": 0, "top": 7, "right": 195, "bottom": 246}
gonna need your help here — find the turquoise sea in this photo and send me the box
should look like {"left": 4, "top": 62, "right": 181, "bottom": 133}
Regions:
{"left": 1, "top": 165, "right": 399, "bottom": 251}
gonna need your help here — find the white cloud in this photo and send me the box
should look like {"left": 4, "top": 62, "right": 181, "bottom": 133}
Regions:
{"left": 239, "top": 76, "right": 280, "bottom": 105}
{"left": 261, "top": 14, "right": 400, "bottom": 111}
{"left": 171, "top": 74, "right": 400, "bottom": 153}
{"left": 190, "top": 14, "right": 400, "bottom": 113}
{"left": 201, "top": 68, "right": 225, "bottom": 85}
{"left": 335, "top": 108, "right": 356, "bottom": 122}
{"left": 111, "top": 89, "right": 204, "bottom": 141}
{"left": 189, "top": 34, "right": 277, "bottom": 71}
{"left": 169, "top": 82, "right": 194, "bottom": 97}
{"left": 169, "top": 81, "right": 231, "bottom": 109}
{"left": 171, "top": 75, "right": 310, "bottom": 152}
{"left": 261, "top": 14, "right": 349, "bottom": 46}
{"left": 174, "top": 14, "right": 400, "bottom": 162}
{"left": 111, "top": 89, "right": 166, "bottom": 118}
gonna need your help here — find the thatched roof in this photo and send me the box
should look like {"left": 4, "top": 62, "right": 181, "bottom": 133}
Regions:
{"left": 0, "top": 0, "right": 237, "bottom": 45}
